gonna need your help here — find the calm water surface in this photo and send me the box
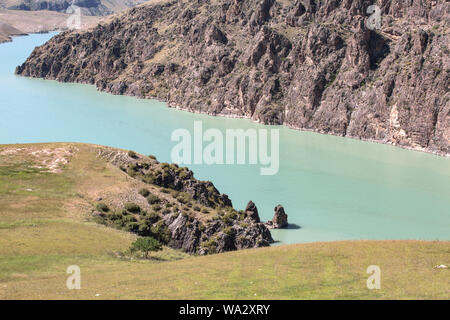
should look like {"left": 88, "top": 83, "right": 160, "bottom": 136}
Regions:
{"left": 1, "top": 33, "right": 449, "bottom": 243}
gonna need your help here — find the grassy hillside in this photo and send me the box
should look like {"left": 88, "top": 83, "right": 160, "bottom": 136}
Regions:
{"left": 0, "top": 143, "right": 448, "bottom": 299}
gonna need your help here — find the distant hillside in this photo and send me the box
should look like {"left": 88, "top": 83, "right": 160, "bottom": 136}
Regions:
{"left": 0, "top": 0, "right": 146, "bottom": 16}
{"left": 0, "top": 8, "right": 100, "bottom": 42}
{"left": 0, "top": 20, "right": 24, "bottom": 42}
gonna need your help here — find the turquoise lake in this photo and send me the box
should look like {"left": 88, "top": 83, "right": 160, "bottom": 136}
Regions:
{"left": 1, "top": 33, "right": 449, "bottom": 244}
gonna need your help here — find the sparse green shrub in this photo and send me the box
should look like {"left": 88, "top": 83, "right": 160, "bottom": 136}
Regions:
{"left": 161, "top": 162, "right": 170, "bottom": 169}
{"left": 146, "top": 211, "right": 160, "bottom": 224}
{"left": 92, "top": 215, "right": 107, "bottom": 225}
{"left": 161, "top": 172, "right": 171, "bottom": 182}
{"left": 138, "top": 220, "right": 151, "bottom": 235}
{"left": 152, "top": 204, "right": 162, "bottom": 212}
{"left": 124, "top": 202, "right": 141, "bottom": 213}
{"left": 161, "top": 188, "right": 170, "bottom": 194}
{"left": 179, "top": 170, "right": 190, "bottom": 179}
{"left": 144, "top": 173, "right": 156, "bottom": 184}
{"left": 147, "top": 194, "right": 160, "bottom": 204}
{"left": 148, "top": 155, "right": 157, "bottom": 160}
{"left": 108, "top": 212, "right": 122, "bottom": 221}
{"left": 119, "top": 209, "right": 129, "bottom": 216}
{"left": 126, "top": 165, "right": 138, "bottom": 177}
{"left": 206, "top": 185, "right": 216, "bottom": 194}
{"left": 176, "top": 193, "right": 190, "bottom": 204}
{"left": 138, "top": 188, "right": 150, "bottom": 197}
{"left": 125, "top": 222, "right": 139, "bottom": 232}
{"left": 223, "top": 226, "right": 234, "bottom": 236}
{"left": 193, "top": 205, "right": 201, "bottom": 211}
{"left": 151, "top": 220, "right": 171, "bottom": 244}
{"left": 123, "top": 215, "right": 137, "bottom": 223}
{"left": 129, "top": 163, "right": 139, "bottom": 172}
{"left": 201, "top": 239, "right": 217, "bottom": 254}
{"left": 239, "top": 222, "right": 249, "bottom": 228}
{"left": 96, "top": 202, "right": 109, "bottom": 212}
{"left": 128, "top": 150, "right": 138, "bottom": 159}
{"left": 201, "top": 208, "right": 209, "bottom": 214}
{"left": 222, "top": 211, "right": 237, "bottom": 224}
{"left": 113, "top": 220, "right": 125, "bottom": 229}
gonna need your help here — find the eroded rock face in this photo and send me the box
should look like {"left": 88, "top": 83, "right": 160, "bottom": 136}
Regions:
{"left": 97, "top": 148, "right": 274, "bottom": 255}
{"left": 273, "top": 205, "right": 288, "bottom": 229}
{"left": 245, "top": 201, "right": 260, "bottom": 223}
{"left": 162, "top": 209, "right": 273, "bottom": 255}
{"left": 162, "top": 199, "right": 273, "bottom": 255}
{"left": 265, "top": 204, "right": 288, "bottom": 229}
{"left": 16, "top": 0, "right": 450, "bottom": 155}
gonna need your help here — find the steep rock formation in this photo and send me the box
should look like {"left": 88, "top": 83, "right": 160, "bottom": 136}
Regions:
{"left": 266, "top": 204, "right": 288, "bottom": 229}
{"left": 96, "top": 148, "right": 274, "bottom": 255}
{"left": 244, "top": 200, "right": 260, "bottom": 223}
{"left": 16, "top": 0, "right": 450, "bottom": 155}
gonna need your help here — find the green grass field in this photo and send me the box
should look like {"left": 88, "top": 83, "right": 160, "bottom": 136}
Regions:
{"left": 0, "top": 143, "right": 448, "bottom": 299}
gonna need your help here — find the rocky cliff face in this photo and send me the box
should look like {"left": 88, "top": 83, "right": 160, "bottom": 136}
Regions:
{"left": 16, "top": 0, "right": 450, "bottom": 155}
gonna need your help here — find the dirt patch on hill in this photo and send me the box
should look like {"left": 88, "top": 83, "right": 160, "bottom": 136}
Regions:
{"left": 0, "top": 145, "right": 78, "bottom": 173}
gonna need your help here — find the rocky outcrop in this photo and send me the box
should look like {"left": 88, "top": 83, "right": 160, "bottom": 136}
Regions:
{"left": 162, "top": 209, "right": 273, "bottom": 255}
{"left": 266, "top": 205, "right": 288, "bottom": 229}
{"left": 15, "top": 0, "right": 450, "bottom": 155}
{"left": 96, "top": 148, "right": 273, "bottom": 255}
{"left": 244, "top": 201, "right": 260, "bottom": 223}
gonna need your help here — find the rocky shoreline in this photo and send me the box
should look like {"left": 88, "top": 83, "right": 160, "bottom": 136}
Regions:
{"left": 160, "top": 97, "right": 450, "bottom": 158}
